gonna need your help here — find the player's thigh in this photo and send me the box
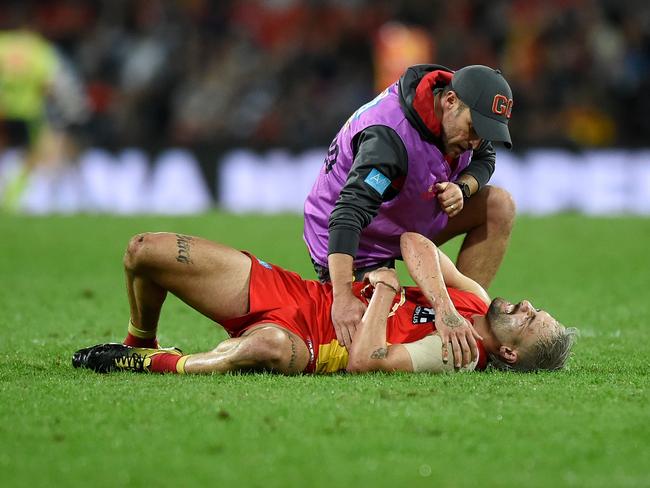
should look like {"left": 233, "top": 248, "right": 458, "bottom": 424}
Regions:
{"left": 126, "top": 232, "right": 251, "bottom": 320}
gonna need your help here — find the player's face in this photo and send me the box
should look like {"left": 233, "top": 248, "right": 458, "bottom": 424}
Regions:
{"left": 440, "top": 98, "right": 482, "bottom": 158}
{"left": 487, "top": 297, "right": 559, "bottom": 350}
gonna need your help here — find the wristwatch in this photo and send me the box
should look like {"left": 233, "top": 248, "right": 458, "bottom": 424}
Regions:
{"left": 457, "top": 181, "right": 472, "bottom": 200}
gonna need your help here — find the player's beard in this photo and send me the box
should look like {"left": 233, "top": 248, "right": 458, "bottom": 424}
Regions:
{"left": 487, "top": 297, "right": 507, "bottom": 321}
{"left": 486, "top": 297, "right": 517, "bottom": 337}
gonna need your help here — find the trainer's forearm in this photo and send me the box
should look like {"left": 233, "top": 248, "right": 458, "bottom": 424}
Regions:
{"left": 347, "top": 283, "right": 395, "bottom": 372}
{"left": 400, "top": 233, "right": 455, "bottom": 313}
{"left": 328, "top": 253, "right": 355, "bottom": 297}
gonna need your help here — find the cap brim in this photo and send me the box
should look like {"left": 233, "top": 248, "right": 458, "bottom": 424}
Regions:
{"left": 470, "top": 108, "right": 512, "bottom": 149}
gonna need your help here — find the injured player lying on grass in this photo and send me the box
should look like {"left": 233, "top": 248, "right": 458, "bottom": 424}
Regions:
{"left": 72, "top": 232, "right": 577, "bottom": 375}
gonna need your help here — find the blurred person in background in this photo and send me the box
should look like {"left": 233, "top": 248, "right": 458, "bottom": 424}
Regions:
{"left": 304, "top": 63, "right": 516, "bottom": 354}
{"left": 0, "top": 4, "right": 88, "bottom": 212}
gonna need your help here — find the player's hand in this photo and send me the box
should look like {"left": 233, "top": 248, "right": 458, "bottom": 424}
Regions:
{"left": 331, "top": 291, "right": 367, "bottom": 348}
{"left": 436, "top": 182, "right": 463, "bottom": 218}
{"left": 364, "top": 267, "right": 401, "bottom": 294}
{"left": 435, "top": 309, "right": 483, "bottom": 368}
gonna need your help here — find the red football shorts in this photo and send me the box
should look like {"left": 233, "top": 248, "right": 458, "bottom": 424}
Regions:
{"left": 219, "top": 252, "right": 328, "bottom": 371}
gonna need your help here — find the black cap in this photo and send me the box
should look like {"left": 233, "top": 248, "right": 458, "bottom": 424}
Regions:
{"left": 450, "top": 65, "right": 513, "bottom": 149}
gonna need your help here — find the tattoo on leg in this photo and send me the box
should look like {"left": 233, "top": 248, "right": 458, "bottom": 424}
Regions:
{"left": 175, "top": 234, "right": 193, "bottom": 264}
{"left": 370, "top": 347, "right": 388, "bottom": 359}
{"left": 285, "top": 332, "right": 297, "bottom": 371}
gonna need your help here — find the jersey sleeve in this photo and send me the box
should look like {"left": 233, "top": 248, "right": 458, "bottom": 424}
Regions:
{"left": 459, "top": 139, "right": 496, "bottom": 189}
{"left": 328, "top": 125, "right": 408, "bottom": 257}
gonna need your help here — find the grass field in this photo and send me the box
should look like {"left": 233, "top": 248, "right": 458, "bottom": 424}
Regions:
{"left": 1, "top": 213, "right": 649, "bottom": 487}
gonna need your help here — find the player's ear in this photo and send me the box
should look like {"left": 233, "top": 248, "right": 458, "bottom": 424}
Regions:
{"left": 498, "top": 346, "right": 518, "bottom": 364}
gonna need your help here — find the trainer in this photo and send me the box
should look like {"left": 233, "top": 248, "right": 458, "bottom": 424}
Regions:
{"left": 304, "top": 64, "right": 516, "bottom": 348}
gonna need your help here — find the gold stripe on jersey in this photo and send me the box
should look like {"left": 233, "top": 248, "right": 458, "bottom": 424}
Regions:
{"left": 315, "top": 340, "right": 349, "bottom": 373}
{"left": 388, "top": 288, "right": 406, "bottom": 317}
{"left": 359, "top": 284, "right": 406, "bottom": 317}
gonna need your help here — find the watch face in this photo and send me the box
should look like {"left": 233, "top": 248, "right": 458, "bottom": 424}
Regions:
{"left": 460, "top": 183, "right": 471, "bottom": 198}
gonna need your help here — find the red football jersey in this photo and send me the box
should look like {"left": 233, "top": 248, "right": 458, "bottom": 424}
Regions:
{"left": 221, "top": 254, "right": 489, "bottom": 373}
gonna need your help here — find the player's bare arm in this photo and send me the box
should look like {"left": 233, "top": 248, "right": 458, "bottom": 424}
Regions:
{"left": 347, "top": 268, "right": 413, "bottom": 373}
{"left": 432, "top": 240, "right": 491, "bottom": 306}
{"left": 328, "top": 252, "right": 367, "bottom": 348}
{"left": 400, "top": 232, "right": 482, "bottom": 368}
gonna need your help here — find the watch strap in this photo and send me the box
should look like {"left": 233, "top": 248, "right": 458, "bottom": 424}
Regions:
{"left": 457, "top": 181, "right": 471, "bottom": 200}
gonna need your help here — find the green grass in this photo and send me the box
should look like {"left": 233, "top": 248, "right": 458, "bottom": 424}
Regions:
{"left": 1, "top": 213, "right": 649, "bottom": 487}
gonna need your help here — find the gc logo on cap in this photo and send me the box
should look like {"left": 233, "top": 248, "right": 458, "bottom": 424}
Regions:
{"left": 450, "top": 65, "right": 514, "bottom": 149}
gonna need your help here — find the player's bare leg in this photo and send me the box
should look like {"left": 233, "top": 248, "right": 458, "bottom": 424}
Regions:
{"left": 434, "top": 185, "right": 515, "bottom": 289}
{"left": 122, "top": 232, "right": 252, "bottom": 347}
{"left": 184, "top": 324, "right": 310, "bottom": 375}
{"left": 74, "top": 324, "right": 310, "bottom": 375}
{"left": 73, "top": 232, "right": 268, "bottom": 374}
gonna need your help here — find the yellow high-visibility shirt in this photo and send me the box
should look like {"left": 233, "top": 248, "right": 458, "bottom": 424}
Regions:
{"left": 0, "top": 29, "right": 58, "bottom": 121}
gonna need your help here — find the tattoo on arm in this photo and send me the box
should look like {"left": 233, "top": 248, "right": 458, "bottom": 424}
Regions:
{"left": 442, "top": 313, "right": 465, "bottom": 329}
{"left": 370, "top": 347, "right": 388, "bottom": 359}
{"left": 175, "top": 234, "right": 193, "bottom": 264}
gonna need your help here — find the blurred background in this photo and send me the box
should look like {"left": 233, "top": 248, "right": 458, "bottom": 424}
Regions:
{"left": 0, "top": 0, "right": 649, "bottom": 214}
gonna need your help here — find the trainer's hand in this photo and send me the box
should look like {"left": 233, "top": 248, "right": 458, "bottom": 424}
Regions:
{"left": 331, "top": 291, "right": 367, "bottom": 348}
{"left": 436, "top": 182, "right": 463, "bottom": 218}
{"left": 435, "top": 309, "right": 483, "bottom": 368}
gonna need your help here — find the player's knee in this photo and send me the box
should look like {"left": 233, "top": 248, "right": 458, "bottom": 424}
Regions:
{"left": 485, "top": 186, "right": 516, "bottom": 229}
{"left": 247, "top": 328, "right": 293, "bottom": 369}
{"left": 124, "top": 233, "right": 158, "bottom": 271}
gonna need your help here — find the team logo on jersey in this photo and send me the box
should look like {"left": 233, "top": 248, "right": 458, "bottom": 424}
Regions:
{"left": 256, "top": 258, "right": 272, "bottom": 270}
{"left": 412, "top": 305, "right": 436, "bottom": 324}
{"left": 364, "top": 168, "right": 391, "bottom": 196}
